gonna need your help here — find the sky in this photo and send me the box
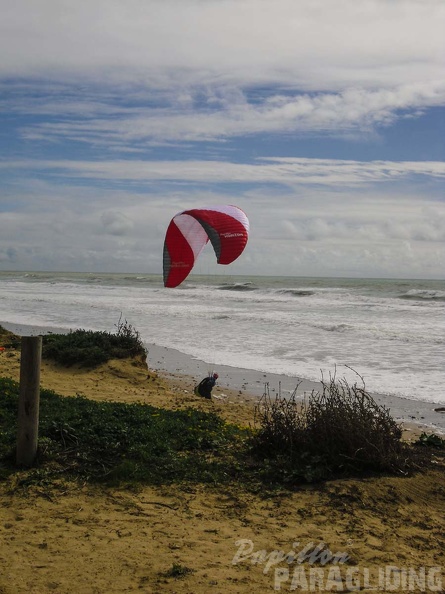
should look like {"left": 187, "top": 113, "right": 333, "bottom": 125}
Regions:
{"left": 0, "top": 0, "right": 444, "bottom": 279}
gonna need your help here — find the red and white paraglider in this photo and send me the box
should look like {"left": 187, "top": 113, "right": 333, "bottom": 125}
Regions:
{"left": 163, "top": 205, "right": 249, "bottom": 288}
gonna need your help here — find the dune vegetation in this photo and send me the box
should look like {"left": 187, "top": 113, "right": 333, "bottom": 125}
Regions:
{"left": 1, "top": 325, "right": 442, "bottom": 489}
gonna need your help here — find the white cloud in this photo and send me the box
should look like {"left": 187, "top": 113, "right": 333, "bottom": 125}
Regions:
{"left": 100, "top": 211, "right": 134, "bottom": 236}
{"left": 1, "top": 1, "right": 445, "bottom": 148}
{"left": 2, "top": 157, "right": 445, "bottom": 186}
{"left": 2, "top": 0, "right": 444, "bottom": 90}
{"left": 280, "top": 212, "right": 445, "bottom": 243}
{"left": 6, "top": 80, "right": 443, "bottom": 147}
{"left": 0, "top": 176, "right": 443, "bottom": 278}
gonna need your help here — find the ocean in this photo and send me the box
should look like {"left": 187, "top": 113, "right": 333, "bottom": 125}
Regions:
{"left": 0, "top": 271, "right": 444, "bottom": 408}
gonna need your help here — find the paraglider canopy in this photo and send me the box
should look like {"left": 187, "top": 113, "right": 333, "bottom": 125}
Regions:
{"left": 163, "top": 205, "right": 249, "bottom": 288}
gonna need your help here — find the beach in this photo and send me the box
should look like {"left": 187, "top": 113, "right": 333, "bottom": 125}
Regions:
{"left": 0, "top": 271, "right": 444, "bottom": 430}
{"left": 2, "top": 320, "right": 445, "bottom": 435}
{"left": 1, "top": 327, "right": 445, "bottom": 593}
{"left": 146, "top": 341, "right": 445, "bottom": 435}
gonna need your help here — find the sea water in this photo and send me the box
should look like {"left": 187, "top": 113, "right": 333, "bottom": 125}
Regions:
{"left": 0, "top": 271, "right": 444, "bottom": 405}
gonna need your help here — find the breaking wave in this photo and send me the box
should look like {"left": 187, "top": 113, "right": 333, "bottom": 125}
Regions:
{"left": 217, "top": 283, "right": 257, "bottom": 291}
{"left": 400, "top": 290, "right": 445, "bottom": 302}
{"left": 277, "top": 289, "right": 315, "bottom": 297}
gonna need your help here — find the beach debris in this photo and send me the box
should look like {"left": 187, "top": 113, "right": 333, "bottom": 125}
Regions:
{"left": 213, "top": 393, "right": 228, "bottom": 401}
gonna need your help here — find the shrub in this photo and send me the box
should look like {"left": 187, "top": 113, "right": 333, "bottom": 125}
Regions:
{"left": 161, "top": 563, "right": 194, "bottom": 579}
{"left": 251, "top": 371, "right": 414, "bottom": 483}
{"left": 0, "top": 325, "right": 20, "bottom": 349}
{"left": 415, "top": 432, "right": 445, "bottom": 449}
{"left": 42, "top": 317, "right": 147, "bottom": 368}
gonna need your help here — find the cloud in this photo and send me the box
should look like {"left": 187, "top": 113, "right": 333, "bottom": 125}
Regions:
{"left": 2, "top": 157, "right": 445, "bottom": 187}
{"left": 280, "top": 212, "right": 445, "bottom": 243}
{"left": 1, "top": 1, "right": 444, "bottom": 149}
{"left": 100, "top": 211, "right": 134, "bottom": 236}
{"left": 0, "top": 174, "right": 443, "bottom": 278}
{"left": 0, "top": 247, "right": 18, "bottom": 263}
{"left": 5, "top": 81, "right": 443, "bottom": 147}
{"left": 2, "top": 0, "right": 444, "bottom": 89}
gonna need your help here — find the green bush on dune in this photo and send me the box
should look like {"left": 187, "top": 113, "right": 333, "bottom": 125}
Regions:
{"left": 0, "top": 326, "right": 20, "bottom": 349}
{"left": 41, "top": 317, "right": 147, "bottom": 367}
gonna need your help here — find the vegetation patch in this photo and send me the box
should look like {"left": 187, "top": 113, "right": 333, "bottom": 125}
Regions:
{"left": 415, "top": 432, "right": 445, "bottom": 449}
{"left": 0, "top": 326, "right": 21, "bottom": 350}
{"left": 250, "top": 372, "right": 428, "bottom": 484}
{"left": 0, "top": 377, "right": 249, "bottom": 486}
{"left": 0, "top": 323, "right": 440, "bottom": 490}
{"left": 160, "top": 563, "right": 195, "bottom": 579}
{"left": 1, "top": 374, "right": 437, "bottom": 490}
{"left": 41, "top": 317, "right": 147, "bottom": 368}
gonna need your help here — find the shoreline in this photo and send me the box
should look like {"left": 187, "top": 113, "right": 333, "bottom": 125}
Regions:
{"left": 2, "top": 320, "right": 445, "bottom": 434}
{"left": 146, "top": 342, "right": 445, "bottom": 435}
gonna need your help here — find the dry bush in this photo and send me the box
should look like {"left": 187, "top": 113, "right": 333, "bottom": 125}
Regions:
{"left": 252, "top": 370, "right": 414, "bottom": 481}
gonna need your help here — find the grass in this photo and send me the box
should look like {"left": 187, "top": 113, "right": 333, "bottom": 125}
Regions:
{"left": 0, "top": 326, "right": 21, "bottom": 350}
{"left": 1, "top": 375, "right": 438, "bottom": 490}
{"left": 415, "top": 432, "right": 445, "bottom": 449}
{"left": 0, "top": 377, "right": 250, "bottom": 486}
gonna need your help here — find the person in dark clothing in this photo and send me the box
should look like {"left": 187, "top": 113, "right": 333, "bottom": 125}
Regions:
{"left": 195, "top": 373, "right": 218, "bottom": 399}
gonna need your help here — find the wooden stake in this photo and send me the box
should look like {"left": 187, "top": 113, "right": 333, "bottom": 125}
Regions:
{"left": 16, "top": 336, "right": 42, "bottom": 467}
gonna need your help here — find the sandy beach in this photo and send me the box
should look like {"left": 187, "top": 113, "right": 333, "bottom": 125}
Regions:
{"left": 1, "top": 328, "right": 444, "bottom": 593}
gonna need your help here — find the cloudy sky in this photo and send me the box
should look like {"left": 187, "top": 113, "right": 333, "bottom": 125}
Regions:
{"left": 1, "top": 0, "right": 444, "bottom": 279}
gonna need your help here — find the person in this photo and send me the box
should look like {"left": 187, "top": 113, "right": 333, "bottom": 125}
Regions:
{"left": 195, "top": 373, "right": 218, "bottom": 400}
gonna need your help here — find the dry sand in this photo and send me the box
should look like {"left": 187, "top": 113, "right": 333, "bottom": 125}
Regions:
{"left": 0, "top": 337, "right": 444, "bottom": 594}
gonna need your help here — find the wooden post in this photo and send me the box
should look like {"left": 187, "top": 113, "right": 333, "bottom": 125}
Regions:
{"left": 16, "top": 336, "right": 42, "bottom": 467}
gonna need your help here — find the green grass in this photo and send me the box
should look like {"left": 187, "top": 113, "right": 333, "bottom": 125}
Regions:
{"left": 1, "top": 373, "right": 437, "bottom": 490}
{"left": 0, "top": 377, "right": 250, "bottom": 486}
{"left": 0, "top": 326, "right": 21, "bottom": 349}
{"left": 415, "top": 432, "right": 445, "bottom": 449}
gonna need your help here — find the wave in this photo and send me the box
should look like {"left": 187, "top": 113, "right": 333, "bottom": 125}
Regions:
{"left": 23, "top": 273, "right": 55, "bottom": 281}
{"left": 399, "top": 290, "right": 445, "bottom": 302}
{"left": 322, "top": 323, "right": 352, "bottom": 333}
{"left": 217, "top": 283, "right": 257, "bottom": 292}
{"left": 277, "top": 289, "right": 315, "bottom": 297}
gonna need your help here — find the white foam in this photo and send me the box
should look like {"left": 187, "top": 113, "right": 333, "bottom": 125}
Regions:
{"left": 0, "top": 273, "right": 444, "bottom": 404}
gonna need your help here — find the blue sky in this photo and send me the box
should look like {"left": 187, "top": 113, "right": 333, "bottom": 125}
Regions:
{"left": 0, "top": 0, "right": 444, "bottom": 278}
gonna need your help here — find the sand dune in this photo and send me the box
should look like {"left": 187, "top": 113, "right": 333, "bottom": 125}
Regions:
{"left": 0, "top": 338, "right": 444, "bottom": 593}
